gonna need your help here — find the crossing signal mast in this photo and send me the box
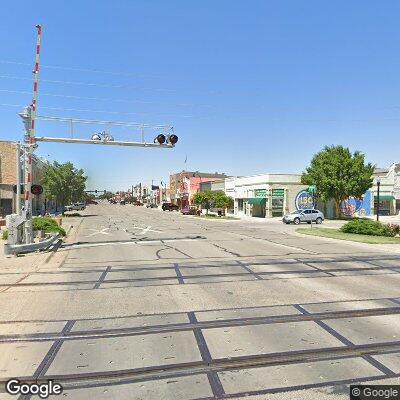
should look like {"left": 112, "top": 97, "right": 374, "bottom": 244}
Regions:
{"left": 11, "top": 24, "right": 179, "bottom": 249}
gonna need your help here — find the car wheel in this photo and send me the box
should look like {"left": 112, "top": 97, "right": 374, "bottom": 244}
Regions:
{"left": 293, "top": 217, "right": 300, "bottom": 225}
{"left": 316, "top": 217, "right": 323, "bottom": 224}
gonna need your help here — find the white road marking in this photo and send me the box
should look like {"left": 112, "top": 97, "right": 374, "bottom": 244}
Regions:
{"left": 131, "top": 225, "right": 162, "bottom": 234}
{"left": 85, "top": 228, "right": 111, "bottom": 237}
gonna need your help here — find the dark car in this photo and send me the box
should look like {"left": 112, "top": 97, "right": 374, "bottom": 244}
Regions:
{"left": 162, "top": 202, "right": 179, "bottom": 211}
{"left": 181, "top": 206, "right": 199, "bottom": 215}
{"left": 146, "top": 203, "right": 157, "bottom": 208}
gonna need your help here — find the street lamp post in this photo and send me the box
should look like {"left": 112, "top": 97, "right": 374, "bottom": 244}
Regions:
{"left": 376, "top": 178, "right": 381, "bottom": 221}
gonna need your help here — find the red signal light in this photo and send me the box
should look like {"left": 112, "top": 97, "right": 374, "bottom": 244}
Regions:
{"left": 168, "top": 134, "right": 178, "bottom": 144}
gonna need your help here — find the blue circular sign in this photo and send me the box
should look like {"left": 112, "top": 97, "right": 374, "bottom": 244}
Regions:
{"left": 295, "top": 190, "right": 315, "bottom": 210}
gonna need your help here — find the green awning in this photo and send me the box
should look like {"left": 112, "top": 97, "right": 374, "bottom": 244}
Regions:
{"left": 374, "top": 195, "right": 395, "bottom": 201}
{"left": 247, "top": 197, "right": 266, "bottom": 205}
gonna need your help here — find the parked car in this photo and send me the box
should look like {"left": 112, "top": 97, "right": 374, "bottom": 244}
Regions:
{"left": 86, "top": 199, "right": 98, "bottom": 205}
{"left": 162, "top": 202, "right": 179, "bottom": 211}
{"left": 181, "top": 206, "right": 199, "bottom": 215}
{"left": 146, "top": 203, "right": 157, "bottom": 208}
{"left": 120, "top": 200, "right": 126, "bottom": 205}
{"left": 282, "top": 209, "right": 324, "bottom": 225}
{"left": 65, "top": 202, "right": 86, "bottom": 211}
{"left": 135, "top": 201, "right": 144, "bottom": 206}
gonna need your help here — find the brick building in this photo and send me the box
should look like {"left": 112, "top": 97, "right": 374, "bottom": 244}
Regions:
{"left": 169, "top": 171, "right": 227, "bottom": 208}
{"left": 0, "top": 141, "right": 46, "bottom": 217}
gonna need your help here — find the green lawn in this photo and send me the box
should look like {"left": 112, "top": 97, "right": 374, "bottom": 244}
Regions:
{"left": 296, "top": 227, "right": 400, "bottom": 244}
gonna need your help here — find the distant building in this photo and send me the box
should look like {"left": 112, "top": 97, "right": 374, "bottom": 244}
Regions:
{"left": 0, "top": 141, "right": 47, "bottom": 217}
{"left": 169, "top": 171, "right": 227, "bottom": 208}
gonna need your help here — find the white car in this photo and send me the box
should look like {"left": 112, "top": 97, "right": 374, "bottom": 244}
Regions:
{"left": 65, "top": 203, "right": 86, "bottom": 211}
{"left": 282, "top": 209, "right": 324, "bottom": 225}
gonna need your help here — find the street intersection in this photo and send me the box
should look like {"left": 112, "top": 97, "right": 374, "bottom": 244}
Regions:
{"left": 0, "top": 203, "right": 400, "bottom": 399}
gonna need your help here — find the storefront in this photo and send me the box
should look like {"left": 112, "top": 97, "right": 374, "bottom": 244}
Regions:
{"left": 248, "top": 189, "right": 267, "bottom": 218}
{"left": 226, "top": 174, "right": 307, "bottom": 218}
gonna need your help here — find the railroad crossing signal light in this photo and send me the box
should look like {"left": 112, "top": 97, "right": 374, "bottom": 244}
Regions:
{"left": 168, "top": 134, "right": 178, "bottom": 145}
{"left": 31, "top": 184, "right": 43, "bottom": 195}
{"left": 154, "top": 134, "right": 166, "bottom": 144}
{"left": 95, "top": 190, "right": 98, "bottom": 194}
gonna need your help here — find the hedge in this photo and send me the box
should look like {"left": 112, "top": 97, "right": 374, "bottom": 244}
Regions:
{"left": 32, "top": 217, "right": 66, "bottom": 236}
{"left": 340, "top": 219, "right": 396, "bottom": 237}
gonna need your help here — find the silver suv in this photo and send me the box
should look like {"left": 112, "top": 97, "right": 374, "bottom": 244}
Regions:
{"left": 282, "top": 209, "right": 324, "bottom": 225}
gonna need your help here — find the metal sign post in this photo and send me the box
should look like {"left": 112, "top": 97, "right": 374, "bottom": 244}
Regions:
{"left": 307, "top": 185, "right": 317, "bottom": 229}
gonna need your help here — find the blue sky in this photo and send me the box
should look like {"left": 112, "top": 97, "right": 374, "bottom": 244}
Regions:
{"left": 0, "top": 1, "right": 399, "bottom": 191}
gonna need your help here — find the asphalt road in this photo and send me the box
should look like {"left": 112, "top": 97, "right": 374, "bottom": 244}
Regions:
{"left": 0, "top": 203, "right": 400, "bottom": 399}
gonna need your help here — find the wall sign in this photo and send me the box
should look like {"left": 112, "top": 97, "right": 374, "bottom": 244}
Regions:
{"left": 295, "top": 190, "right": 315, "bottom": 210}
{"left": 272, "top": 189, "right": 285, "bottom": 198}
{"left": 254, "top": 189, "right": 267, "bottom": 198}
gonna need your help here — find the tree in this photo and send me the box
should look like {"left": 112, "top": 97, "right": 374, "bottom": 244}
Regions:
{"left": 213, "top": 191, "right": 234, "bottom": 209}
{"left": 192, "top": 190, "right": 234, "bottom": 214}
{"left": 192, "top": 190, "right": 213, "bottom": 214}
{"left": 301, "top": 145, "right": 374, "bottom": 218}
{"left": 42, "top": 162, "right": 87, "bottom": 211}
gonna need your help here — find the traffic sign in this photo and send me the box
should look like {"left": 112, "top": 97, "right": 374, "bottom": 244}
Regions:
{"left": 31, "top": 185, "right": 43, "bottom": 195}
{"left": 307, "top": 185, "right": 317, "bottom": 194}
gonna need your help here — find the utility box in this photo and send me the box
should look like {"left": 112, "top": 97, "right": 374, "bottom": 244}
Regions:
{"left": 5, "top": 214, "right": 25, "bottom": 245}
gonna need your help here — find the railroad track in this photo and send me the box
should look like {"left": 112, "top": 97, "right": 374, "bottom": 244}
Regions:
{"left": 0, "top": 305, "right": 399, "bottom": 343}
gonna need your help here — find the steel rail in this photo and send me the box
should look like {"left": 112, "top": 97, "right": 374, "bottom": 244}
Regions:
{"left": 2, "top": 341, "right": 400, "bottom": 389}
{"left": 1, "top": 306, "right": 399, "bottom": 343}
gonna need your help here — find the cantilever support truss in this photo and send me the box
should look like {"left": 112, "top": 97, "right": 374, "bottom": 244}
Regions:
{"left": 34, "top": 137, "right": 175, "bottom": 148}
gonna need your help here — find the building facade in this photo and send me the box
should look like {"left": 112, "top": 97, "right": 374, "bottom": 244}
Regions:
{"left": 225, "top": 174, "right": 307, "bottom": 218}
{"left": 372, "top": 163, "right": 400, "bottom": 216}
{"left": 169, "top": 171, "right": 227, "bottom": 208}
{"left": 0, "top": 141, "right": 47, "bottom": 217}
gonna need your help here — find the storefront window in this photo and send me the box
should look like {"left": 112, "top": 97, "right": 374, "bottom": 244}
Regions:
{"left": 238, "top": 199, "right": 244, "bottom": 211}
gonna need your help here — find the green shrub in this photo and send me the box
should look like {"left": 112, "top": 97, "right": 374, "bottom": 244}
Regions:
{"left": 1, "top": 230, "right": 8, "bottom": 240}
{"left": 388, "top": 224, "right": 400, "bottom": 236}
{"left": 340, "top": 219, "right": 394, "bottom": 237}
{"left": 32, "top": 217, "right": 66, "bottom": 236}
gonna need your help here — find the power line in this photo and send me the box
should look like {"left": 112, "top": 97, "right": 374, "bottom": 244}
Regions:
{"left": 0, "top": 59, "right": 159, "bottom": 79}
{"left": 0, "top": 60, "right": 219, "bottom": 95}
{"left": 0, "top": 74, "right": 186, "bottom": 94}
{"left": 0, "top": 89, "right": 202, "bottom": 106}
{"left": 0, "top": 102, "right": 200, "bottom": 119}
{"left": 0, "top": 88, "right": 205, "bottom": 107}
